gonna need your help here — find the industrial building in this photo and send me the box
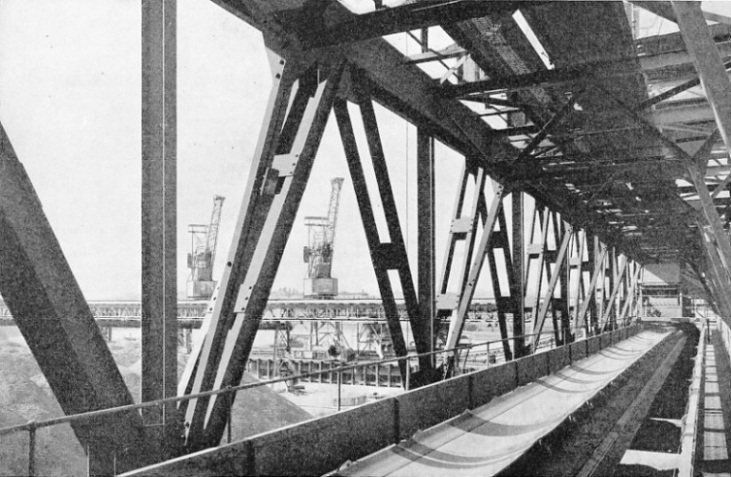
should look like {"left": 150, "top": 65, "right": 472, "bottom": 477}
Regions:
{"left": 1, "top": 1, "right": 731, "bottom": 475}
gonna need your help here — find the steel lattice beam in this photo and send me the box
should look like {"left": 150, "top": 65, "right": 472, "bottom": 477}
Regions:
{"left": 443, "top": 183, "right": 505, "bottom": 377}
{"left": 334, "top": 83, "right": 432, "bottom": 380}
{"left": 576, "top": 240, "right": 607, "bottom": 331}
{"left": 532, "top": 221, "right": 573, "bottom": 351}
{"left": 179, "top": 52, "right": 344, "bottom": 451}
{"left": 298, "top": 0, "right": 526, "bottom": 49}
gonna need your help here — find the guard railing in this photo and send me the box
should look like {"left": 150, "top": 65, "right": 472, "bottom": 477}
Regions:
{"left": 0, "top": 318, "right": 638, "bottom": 476}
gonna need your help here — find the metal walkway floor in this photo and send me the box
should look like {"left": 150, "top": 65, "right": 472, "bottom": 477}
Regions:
{"left": 336, "top": 330, "right": 669, "bottom": 477}
{"left": 700, "top": 336, "right": 731, "bottom": 477}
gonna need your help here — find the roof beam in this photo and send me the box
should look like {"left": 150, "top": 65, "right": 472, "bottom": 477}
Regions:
{"left": 673, "top": 1, "right": 731, "bottom": 157}
{"left": 299, "top": 1, "right": 528, "bottom": 49}
{"left": 443, "top": 57, "right": 635, "bottom": 97}
{"left": 631, "top": 1, "right": 731, "bottom": 26}
{"left": 208, "top": 0, "right": 648, "bottom": 261}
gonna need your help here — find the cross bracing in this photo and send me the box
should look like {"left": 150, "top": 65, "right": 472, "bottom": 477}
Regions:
{"left": 1, "top": 0, "right": 731, "bottom": 473}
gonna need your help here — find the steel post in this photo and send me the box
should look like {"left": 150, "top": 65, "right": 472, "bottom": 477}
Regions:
{"left": 417, "top": 129, "right": 436, "bottom": 360}
{"left": 532, "top": 224, "right": 573, "bottom": 351}
{"left": 141, "top": 1, "right": 178, "bottom": 458}
{"left": 511, "top": 192, "right": 526, "bottom": 356}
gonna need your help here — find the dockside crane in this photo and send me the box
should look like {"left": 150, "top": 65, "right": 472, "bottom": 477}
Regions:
{"left": 187, "top": 195, "right": 225, "bottom": 300}
{"left": 303, "top": 178, "right": 344, "bottom": 298}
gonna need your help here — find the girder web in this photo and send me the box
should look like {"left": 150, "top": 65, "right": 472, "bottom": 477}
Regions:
{"left": 12, "top": 0, "right": 731, "bottom": 473}
{"left": 333, "top": 71, "right": 432, "bottom": 379}
{"left": 177, "top": 51, "right": 345, "bottom": 451}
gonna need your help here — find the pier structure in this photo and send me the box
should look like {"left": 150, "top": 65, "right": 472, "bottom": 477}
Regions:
{"left": 2, "top": 1, "right": 731, "bottom": 475}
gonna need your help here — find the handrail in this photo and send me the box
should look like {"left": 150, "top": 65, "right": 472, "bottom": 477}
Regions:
{"left": 0, "top": 319, "right": 637, "bottom": 476}
{"left": 0, "top": 320, "right": 618, "bottom": 435}
{"left": 676, "top": 321, "right": 707, "bottom": 476}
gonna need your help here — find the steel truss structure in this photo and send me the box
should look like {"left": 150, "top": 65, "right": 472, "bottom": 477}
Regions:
{"left": 2, "top": 0, "right": 731, "bottom": 473}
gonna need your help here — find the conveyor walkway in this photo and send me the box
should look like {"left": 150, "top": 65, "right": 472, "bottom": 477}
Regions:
{"left": 336, "top": 330, "right": 669, "bottom": 477}
{"left": 699, "top": 334, "right": 731, "bottom": 477}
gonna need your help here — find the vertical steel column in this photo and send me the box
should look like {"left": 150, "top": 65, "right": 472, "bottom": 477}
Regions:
{"left": 334, "top": 94, "right": 423, "bottom": 380}
{"left": 489, "top": 203, "right": 516, "bottom": 361}
{"left": 141, "top": 1, "right": 178, "bottom": 452}
{"left": 417, "top": 129, "right": 436, "bottom": 357}
{"left": 601, "top": 255, "right": 627, "bottom": 329}
{"left": 443, "top": 184, "right": 504, "bottom": 376}
{"left": 359, "top": 92, "right": 432, "bottom": 373}
{"left": 532, "top": 223, "right": 573, "bottom": 351}
{"left": 620, "top": 264, "right": 641, "bottom": 324}
{"left": 559, "top": 221, "right": 572, "bottom": 342}
{"left": 576, "top": 240, "right": 607, "bottom": 332}
{"left": 511, "top": 191, "right": 526, "bottom": 356}
{"left": 595, "top": 239, "right": 606, "bottom": 332}
{"left": 438, "top": 165, "right": 487, "bottom": 350}
{"left": 571, "top": 230, "right": 586, "bottom": 328}
{"left": 699, "top": 225, "right": 731, "bottom": 319}
{"left": 526, "top": 206, "right": 550, "bottom": 326}
{"left": 437, "top": 165, "right": 486, "bottom": 311}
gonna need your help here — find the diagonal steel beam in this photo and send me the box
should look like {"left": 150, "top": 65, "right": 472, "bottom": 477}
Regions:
{"left": 488, "top": 204, "right": 516, "bottom": 361}
{"left": 571, "top": 230, "right": 587, "bottom": 325}
{"left": 334, "top": 86, "right": 432, "bottom": 379}
{"left": 601, "top": 256, "right": 628, "bottom": 327}
{"left": 697, "top": 224, "right": 731, "bottom": 320}
{"left": 532, "top": 223, "right": 573, "bottom": 351}
{"left": 436, "top": 164, "right": 488, "bottom": 340}
{"left": 673, "top": 1, "right": 731, "bottom": 156}
{"left": 444, "top": 60, "right": 628, "bottom": 97}
{"left": 638, "top": 61, "right": 731, "bottom": 110}
{"left": 179, "top": 54, "right": 344, "bottom": 452}
{"left": 353, "top": 81, "right": 433, "bottom": 373}
{"left": 526, "top": 206, "right": 551, "bottom": 320}
{"left": 620, "top": 264, "right": 642, "bottom": 323}
{"left": 576, "top": 243, "right": 607, "bottom": 331}
{"left": 0, "top": 123, "right": 146, "bottom": 473}
{"left": 437, "top": 162, "right": 470, "bottom": 306}
{"left": 445, "top": 184, "right": 505, "bottom": 376}
{"left": 302, "top": 1, "right": 526, "bottom": 49}
{"left": 596, "top": 87, "right": 731, "bottom": 298}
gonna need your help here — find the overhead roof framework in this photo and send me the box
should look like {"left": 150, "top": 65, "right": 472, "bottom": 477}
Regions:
{"left": 202, "top": 1, "right": 731, "bottom": 303}
{"left": 5, "top": 0, "right": 731, "bottom": 470}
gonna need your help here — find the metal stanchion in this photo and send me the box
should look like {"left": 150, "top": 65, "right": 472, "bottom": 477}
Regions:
{"left": 226, "top": 387, "right": 233, "bottom": 444}
{"left": 337, "top": 370, "right": 342, "bottom": 411}
{"left": 28, "top": 422, "right": 36, "bottom": 477}
{"left": 405, "top": 358, "right": 411, "bottom": 391}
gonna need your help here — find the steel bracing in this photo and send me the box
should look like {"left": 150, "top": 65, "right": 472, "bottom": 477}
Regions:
{"left": 5, "top": 0, "right": 731, "bottom": 473}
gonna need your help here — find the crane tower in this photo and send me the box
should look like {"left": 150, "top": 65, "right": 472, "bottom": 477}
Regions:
{"left": 303, "top": 178, "right": 344, "bottom": 298}
{"left": 187, "top": 195, "right": 225, "bottom": 300}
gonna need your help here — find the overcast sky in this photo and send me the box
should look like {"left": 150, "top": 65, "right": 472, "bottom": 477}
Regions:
{"left": 2, "top": 1, "right": 726, "bottom": 301}
{"left": 0, "top": 0, "right": 473, "bottom": 300}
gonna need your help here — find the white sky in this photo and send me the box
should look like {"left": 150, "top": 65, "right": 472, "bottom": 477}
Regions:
{"left": 2, "top": 1, "right": 723, "bottom": 300}
{"left": 0, "top": 0, "right": 470, "bottom": 300}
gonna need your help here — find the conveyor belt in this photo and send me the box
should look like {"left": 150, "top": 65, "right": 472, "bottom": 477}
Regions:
{"left": 335, "top": 330, "right": 670, "bottom": 477}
